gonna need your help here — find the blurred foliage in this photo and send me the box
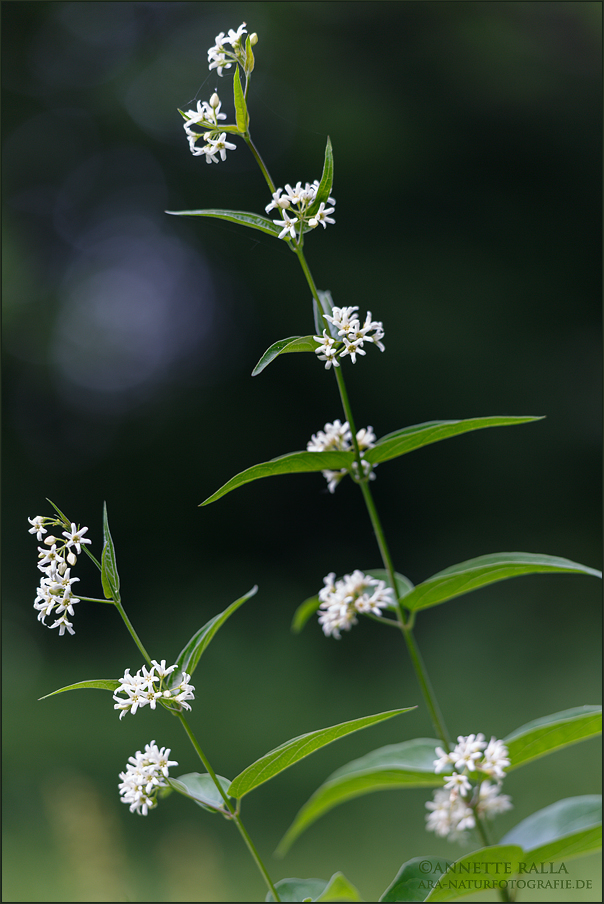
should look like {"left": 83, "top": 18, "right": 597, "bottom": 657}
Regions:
{"left": 2, "top": 2, "right": 601, "bottom": 901}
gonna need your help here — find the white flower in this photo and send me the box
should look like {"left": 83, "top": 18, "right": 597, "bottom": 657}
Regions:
{"left": 443, "top": 771, "right": 472, "bottom": 796}
{"left": 433, "top": 746, "right": 455, "bottom": 773}
{"left": 451, "top": 733, "right": 487, "bottom": 772}
{"left": 313, "top": 331, "right": 341, "bottom": 369}
{"left": 479, "top": 737, "right": 510, "bottom": 779}
{"left": 306, "top": 420, "right": 377, "bottom": 492}
{"left": 226, "top": 23, "right": 247, "bottom": 46}
{"left": 207, "top": 132, "right": 237, "bottom": 162}
{"left": 321, "top": 306, "right": 385, "bottom": 363}
{"left": 307, "top": 420, "right": 351, "bottom": 452}
{"left": 308, "top": 202, "right": 336, "bottom": 229}
{"left": 317, "top": 569, "right": 394, "bottom": 638}
{"left": 61, "top": 523, "right": 91, "bottom": 555}
{"left": 113, "top": 661, "right": 195, "bottom": 718}
{"left": 28, "top": 516, "right": 47, "bottom": 541}
{"left": 207, "top": 23, "right": 247, "bottom": 76}
{"left": 118, "top": 741, "right": 177, "bottom": 815}
{"left": 49, "top": 612, "right": 75, "bottom": 636}
{"left": 272, "top": 210, "right": 299, "bottom": 240}
{"left": 476, "top": 781, "right": 513, "bottom": 818}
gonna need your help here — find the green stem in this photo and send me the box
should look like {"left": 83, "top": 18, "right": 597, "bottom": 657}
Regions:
{"left": 400, "top": 625, "right": 451, "bottom": 749}
{"left": 113, "top": 597, "right": 152, "bottom": 666}
{"left": 177, "top": 713, "right": 281, "bottom": 902}
{"left": 475, "top": 816, "right": 514, "bottom": 902}
{"left": 243, "top": 133, "right": 276, "bottom": 194}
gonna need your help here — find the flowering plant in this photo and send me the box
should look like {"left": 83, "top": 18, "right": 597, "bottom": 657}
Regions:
{"left": 33, "top": 20, "right": 601, "bottom": 904}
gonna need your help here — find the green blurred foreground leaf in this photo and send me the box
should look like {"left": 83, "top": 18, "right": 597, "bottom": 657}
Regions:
{"left": 506, "top": 706, "right": 602, "bottom": 770}
{"left": 501, "top": 795, "right": 602, "bottom": 863}
{"left": 399, "top": 551, "right": 601, "bottom": 613}
{"left": 381, "top": 797, "right": 602, "bottom": 902}
{"left": 39, "top": 678, "right": 120, "bottom": 700}
{"left": 101, "top": 501, "right": 120, "bottom": 600}
{"left": 168, "top": 772, "right": 232, "bottom": 814}
{"left": 266, "top": 872, "right": 362, "bottom": 902}
{"left": 165, "top": 208, "right": 282, "bottom": 237}
{"left": 169, "top": 586, "right": 257, "bottom": 687}
{"left": 229, "top": 707, "right": 414, "bottom": 799}
{"left": 252, "top": 335, "right": 319, "bottom": 376}
{"left": 277, "top": 738, "right": 442, "bottom": 855}
{"left": 201, "top": 416, "right": 543, "bottom": 506}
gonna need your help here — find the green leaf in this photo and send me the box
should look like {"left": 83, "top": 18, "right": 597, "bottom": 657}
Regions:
{"left": 307, "top": 137, "right": 334, "bottom": 218}
{"left": 165, "top": 208, "right": 282, "bottom": 238}
{"left": 501, "top": 796, "right": 602, "bottom": 864}
{"left": 101, "top": 501, "right": 120, "bottom": 600}
{"left": 229, "top": 708, "right": 414, "bottom": 800}
{"left": 506, "top": 706, "right": 602, "bottom": 771}
{"left": 167, "top": 772, "right": 232, "bottom": 814}
{"left": 380, "top": 857, "right": 443, "bottom": 902}
{"left": 266, "top": 873, "right": 362, "bottom": 903}
{"left": 314, "top": 289, "right": 338, "bottom": 338}
{"left": 363, "top": 416, "right": 544, "bottom": 466}
{"left": 424, "top": 846, "right": 525, "bottom": 902}
{"left": 399, "top": 552, "right": 602, "bottom": 613}
{"left": 276, "top": 739, "right": 441, "bottom": 855}
{"left": 46, "top": 497, "right": 71, "bottom": 526}
{"left": 252, "top": 336, "right": 320, "bottom": 376}
{"left": 292, "top": 594, "right": 320, "bottom": 633}
{"left": 233, "top": 67, "right": 249, "bottom": 132}
{"left": 39, "top": 678, "right": 120, "bottom": 700}
{"left": 169, "top": 586, "right": 257, "bottom": 685}
{"left": 201, "top": 450, "right": 354, "bottom": 506}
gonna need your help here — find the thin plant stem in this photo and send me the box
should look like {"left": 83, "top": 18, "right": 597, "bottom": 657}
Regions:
{"left": 400, "top": 625, "right": 451, "bottom": 749}
{"left": 475, "top": 816, "right": 514, "bottom": 903}
{"left": 177, "top": 713, "right": 281, "bottom": 902}
{"left": 113, "top": 597, "right": 152, "bottom": 666}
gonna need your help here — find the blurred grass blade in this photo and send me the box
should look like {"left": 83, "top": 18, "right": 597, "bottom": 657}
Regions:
{"left": 201, "top": 450, "right": 354, "bottom": 505}
{"left": 170, "top": 586, "right": 257, "bottom": 684}
{"left": 506, "top": 706, "right": 602, "bottom": 770}
{"left": 364, "top": 416, "right": 544, "bottom": 466}
{"left": 252, "top": 335, "right": 319, "bottom": 376}
{"left": 229, "top": 707, "right": 415, "bottom": 799}
{"left": 400, "top": 552, "right": 602, "bottom": 613}
{"left": 277, "top": 739, "right": 441, "bottom": 855}
{"left": 39, "top": 678, "right": 120, "bottom": 700}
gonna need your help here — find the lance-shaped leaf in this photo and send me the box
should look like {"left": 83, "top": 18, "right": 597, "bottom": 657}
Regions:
{"left": 233, "top": 67, "right": 249, "bottom": 132}
{"left": 276, "top": 739, "right": 441, "bottom": 855}
{"left": 505, "top": 706, "right": 602, "bottom": 771}
{"left": 252, "top": 336, "right": 320, "bottom": 376}
{"left": 501, "top": 795, "right": 602, "bottom": 865}
{"left": 229, "top": 707, "right": 414, "bottom": 800}
{"left": 266, "top": 872, "right": 361, "bottom": 903}
{"left": 380, "top": 857, "right": 447, "bottom": 903}
{"left": 363, "top": 416, "right": 543, "bottom": 466}
{"left": 168, "top": 586, "right": 257, "bottom": 687}
{"left": 165, "top": 208, "right": 282, "bottom": 238}
{"left": 101, "top": 501, "right": 120, "bottom": 600}
{"left": 201, "top": 450, "right": 354, "bottom": 506}
{"left": 424, "top": 846, "right": 525, "bottom": 902}
{"left": 39, "top": 678, "right": 120, "bottom": 700}
{"left": 399, "top": 552, "right": 602, "bottom": 613}
{"left": 307, "top": 137, "right": 334, "bottom": 218}
{"left": 168, "top": 772, "right": 232, "bottom": 814}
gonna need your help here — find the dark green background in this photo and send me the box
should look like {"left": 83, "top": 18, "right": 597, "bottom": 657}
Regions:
{"left": 3, "top": 2, "right": 601, "bottom": 901}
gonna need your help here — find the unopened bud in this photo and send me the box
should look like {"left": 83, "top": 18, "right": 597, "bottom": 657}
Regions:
{"left": 210, "top": 92, "right": 220, "bottom": 108}
{"left": 250, "top": 33, "right": 258, "bottom": 46}
{"left": 278, "top": 198, "right": 291, "bottom": 209}
{"left": 44, "top": 535, "right": 57, "bottom": 545}
{"left": 67, "top": 551, "right": 77, "bottom": 566}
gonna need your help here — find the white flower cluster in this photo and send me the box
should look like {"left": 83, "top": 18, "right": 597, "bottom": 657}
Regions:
{"left": 266, "top": 181, "right": 336, "bottom": 241}
{"left": 317, "top": 570, "right": 394, "bottom": 638}
{"left": 426, "top": 734, "right": 512, "bottom": 841}
{"left": 113, "top": 660, "right": 195, "bottom": 719}
{"left": 315, "top": 305, "right": 385, "bottom": 368}
{"left": 118, "top": 740, "right": 178, "bottom": 816}
{"left": 207, "top": 22, "right": 248, "bottom": 77}
{"left": 307, "top": 419, "right": 376, "bottom": 493}
{"left": 181, "top": 93, "right": 237, "bottom": 164}
{"left": 29, "top": 515, "right": 92, "bottom": 636}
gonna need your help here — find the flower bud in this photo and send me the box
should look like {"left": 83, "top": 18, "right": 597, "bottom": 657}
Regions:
{"left": 44, "top": 535, "right": 57, "bottom": 545}
{"left": 67, "top": 551, "right": 77, "bottom": 566}
{"left": 210, "top": 92, "right": 220, "bottom": 108}
{"left": 249, "top": 33, "right": 258, "bottom": 46}
{"left": 278, "top": 197, "right": 291, "bottom": 209}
